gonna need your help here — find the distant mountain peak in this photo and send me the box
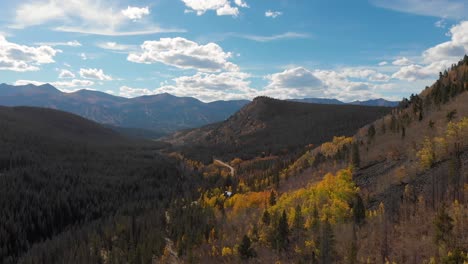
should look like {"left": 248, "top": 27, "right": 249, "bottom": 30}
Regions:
{"left": 0, "top": 83, "right": 250, "bottom": 133}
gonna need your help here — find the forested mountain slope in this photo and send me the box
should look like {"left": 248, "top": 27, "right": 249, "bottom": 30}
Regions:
{"left": 0, "top": 107, "right": 204, "bottom": 263}
{"left": 166, "top": 97, "right": 391, "bottom": 162}
{"left": 155, "top": 56, "right": 468, "bottom": 263}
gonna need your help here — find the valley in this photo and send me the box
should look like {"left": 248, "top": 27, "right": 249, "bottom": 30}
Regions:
{"left": 0, "top": 56, "right": 467, "bottom": 263}
{"left": 1, "top": 0, "right": 468, "bottom": 259}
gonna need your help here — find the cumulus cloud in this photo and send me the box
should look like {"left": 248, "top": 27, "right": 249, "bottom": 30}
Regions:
{"left": 128, "top": 37, "right": 238, "bottom": 72}
{"left": 266, "top": 67, "right": 324, "bottom": 92}
{"left": 119, "top": 85, "right": 152, "bottom": 98}
{"left": 121, "top": 6, "right": 150, "bottom": 21}
{"left": 0, "top": 35, "right": 60, "bottom": 72}
{"left": 157, "top": 71, "right": 255, "bottom": 102}
{"left": 217, "top": 4, "right": 239, "bottom": 16}
{"left": 12, "top": 0, "right": 182, "bottom": 36}
{"left": 339, "top": 68, "right": 391, "bottom": 82}
{"left": 58, "top": 69, "right": 75, "bottom": 79}
{"left": 423, "top": 22, "right": 468, "bottom": 63}
{"left": 79, "top": 68, "right": 113, "bottom": 81}
{"left": 392, "top": 61, "right": 451, "bottom": 81}
{"left": 265, "top": 10, "right": 282, "bottom": 18}
{"left": 181, "top": 0, "right": 247, "bottom": 17}
{"left": 393, "top": 21, "right": 468, "bottom": 82}
{"left": 260, "top": 66, "right": 389, "bottom": 101}
{"left": 234, "top": 0, "right": 249, "bottom": 8}
{"left": 378, "top": 61, "right": 388, "bottom": 66}
{"left": 392, "top": 57, "right": 412, "bottom": 66}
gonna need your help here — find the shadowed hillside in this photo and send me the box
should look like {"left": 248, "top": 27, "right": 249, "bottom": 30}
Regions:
{"left": 166, "top": 97, "right": 392, "bottom": 162}
{"left": 0, "top": 106, "right": 198, "bottom": 263}
{"left": 0, "top": 106, "right": 126, "bottom": 144}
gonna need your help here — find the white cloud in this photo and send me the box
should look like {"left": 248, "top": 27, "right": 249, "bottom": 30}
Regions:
{"left": 128, "top": 37, "right": 238, "bottom": 72}
{"left": 370, "top": 0, "right": 468, "bottom": 20}
{"left": 80, "top": 68, "right": 113, "bottom": 81}
{"left": 378, "top": 61, "right": 388, "bottom": 66}
{"left": 369, "top": 72, "right": 392, "bottom": 82}
{"left": 157, "top": 71, "right": 255, "bottom": 102}
{"left": 35, "top": 40, "right": 81, "bottom": 47}
{"left": 392, "top": 57, "right": 412, "bottom": 66}
{"left": 12, "top": 0, "right": 183, "bottom": 36}
{"left": 119, "top": 85, "right": 152, "bottom": 98}
{"left": 262, "top": 67, "right": 329, "bottom": 99}
{"left": 14, "top": 80, "right": 47, "bottom": 86}
{"left": 181, "top": 0, "right": 247, "bottom": 17}
{"left": 422, "top": 22, "right": 468, "bottom": 63}
{"left": 265, "top": 10, "right": 282, "bottom": 18}
{"left": 121, "top": 6, "right": 150, "bottom": 21}
{"left": 392, "top": 61, "right": 451, "bottom": 81}
{"left": 58, "top": 69, "right": 75, "bottom": 79}
{"left": 261, "top": 66, "right": 389, "bottom": 101}
{"left": 97, "top": 42, "right": 136, "bottom": 51}
{"left": 392, "top": 21, "right": 468, "bottom": 82}
{"left": 435, "top": 19, "right": 447, "bottom": 28}
{"left": 266, "top": 67, "right": 323, "bottom": 90}
{"left": 0, "top": 35, "right": 60, "bottom": 72}
{"left": 234, "top": 0, "right": 249, "bottom": 8}
{"left": 216, "top": 4, "right": 239, "bottom": 16}
{"left": 237, "top": 32, "right": 309, "bottom": 42}
{"left": 53, "top": 79, "right": 95, "bottom": 89}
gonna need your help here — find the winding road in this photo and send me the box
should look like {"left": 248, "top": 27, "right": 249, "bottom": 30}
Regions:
{"left": 214, "top": 159, "right": 235, "bottom": 176}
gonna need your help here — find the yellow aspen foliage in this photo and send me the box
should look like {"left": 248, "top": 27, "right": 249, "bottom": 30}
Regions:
{"left": 417, "top": 137, "right": 435, "bottom": 169}
{"left": 321, "top": 136, "right": 353, "bottom": 157}
{"left": 271, "top": 168, "right": 358, "bottom": 224}
{"left": 225, "top": 191, "right": 269, "bottom": 214}
{"left": 231, "top": 158, "right": 243, "bottom": 167}
{"left": 221, "top": 247, "right": 233, "bottom": 257}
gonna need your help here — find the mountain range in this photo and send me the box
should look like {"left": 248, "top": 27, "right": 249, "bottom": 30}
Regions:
{"left": 291, "top": 97, "right": 399, "bottom": 107}
{"left": 0, "top": 83, "right": 248, "bottom": 134}
{"left": 0, "top": 83, "right": 398, "bottom": 136}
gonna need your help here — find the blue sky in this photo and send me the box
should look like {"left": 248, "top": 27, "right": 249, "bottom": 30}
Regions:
{"left": 0, "top": 0, "right": 467, "bottom": 102}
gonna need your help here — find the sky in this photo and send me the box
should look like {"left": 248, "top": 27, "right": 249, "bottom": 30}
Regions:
{"left": 0, "top": 0, "right": 467, "bottom": 102}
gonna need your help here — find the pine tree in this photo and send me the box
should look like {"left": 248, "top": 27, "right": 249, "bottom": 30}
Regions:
{"left": 269, "top": 190, "right": 277, "bottom": 206}
{"left": 238, "top": 235, "right": 255, "bottom": 260}
{"left": 261, "top": 210, "right": 271, "bottom": 226}
{"left": 275, "top": 210, "right": 289, "bottom": 251}
{"left": 353, "top": 194, "right": 366, "bottom": 226}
